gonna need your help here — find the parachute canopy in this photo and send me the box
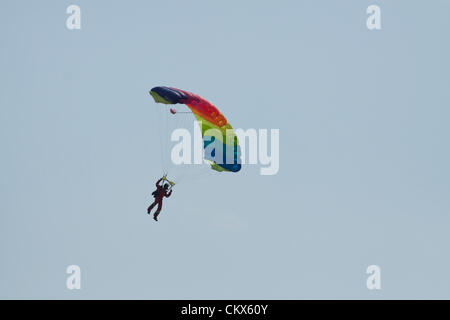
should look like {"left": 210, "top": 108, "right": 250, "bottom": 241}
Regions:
{"left": 150, "top": 86, "right": 241, "bottom": 173}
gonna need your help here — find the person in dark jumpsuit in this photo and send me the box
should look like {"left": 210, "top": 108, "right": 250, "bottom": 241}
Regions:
{"left": 147, "top": 177, "right": 173, "bottom": 221}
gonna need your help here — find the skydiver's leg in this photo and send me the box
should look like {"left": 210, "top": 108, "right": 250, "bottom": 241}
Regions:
{"left": 153, "top": 201, "right": 163, "bottom": 221}
{"left": 147, "top": 201, "right": 156, "bottom": 214}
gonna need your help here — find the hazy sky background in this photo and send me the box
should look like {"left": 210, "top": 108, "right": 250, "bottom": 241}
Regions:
{"left": 1, "top": 0, "right": 449, "bottom": 299}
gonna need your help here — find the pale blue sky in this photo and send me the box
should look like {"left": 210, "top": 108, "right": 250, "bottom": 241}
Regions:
{"left": 1, "top": 0, "right": 450, "bottom": 299}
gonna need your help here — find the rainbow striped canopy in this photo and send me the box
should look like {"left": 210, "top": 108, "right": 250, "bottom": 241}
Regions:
{"left": 149, "top": 86, "right": 241, "bottom": 173}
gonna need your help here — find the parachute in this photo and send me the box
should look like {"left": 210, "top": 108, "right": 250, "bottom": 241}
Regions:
{"left": 149, "top": 86, "right": 241, "bottom": 173}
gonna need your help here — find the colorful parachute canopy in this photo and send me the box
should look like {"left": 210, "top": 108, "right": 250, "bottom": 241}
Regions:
{"left": 150, "top": 86, "right": 241, "bottom": 173}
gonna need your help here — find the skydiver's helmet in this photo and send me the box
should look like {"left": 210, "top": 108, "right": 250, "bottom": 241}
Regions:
{"left": 163, "top": 183, "right": 169, "bottom": 190}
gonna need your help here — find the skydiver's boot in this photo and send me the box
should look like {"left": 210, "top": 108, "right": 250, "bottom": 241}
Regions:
{"left": 153, "top": 211, "right": 160, "bottom": 221}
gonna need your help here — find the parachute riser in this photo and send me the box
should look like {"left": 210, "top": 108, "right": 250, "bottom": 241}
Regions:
{"left": 162, "top": 174, "right": 176, "bottom": 189}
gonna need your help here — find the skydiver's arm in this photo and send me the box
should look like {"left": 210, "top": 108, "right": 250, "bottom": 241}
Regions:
{"left": 166, "top": 190, "right": 173, "bottom": 198}
{"left": 156, "top": 178, "right": 162, "bottom": 187}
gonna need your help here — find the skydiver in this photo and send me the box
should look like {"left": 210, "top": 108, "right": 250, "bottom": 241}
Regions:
{"left": 147, "top": 176, "right": 173, "bottom": 221}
